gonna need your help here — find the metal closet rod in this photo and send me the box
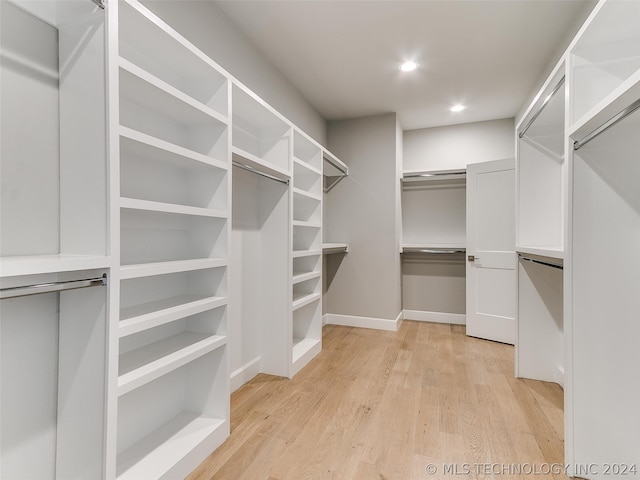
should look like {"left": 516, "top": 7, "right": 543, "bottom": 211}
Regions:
{"left": 91, "top": 0, "right": 105, "bottom": 9}
{"left": 574, "top": 97, "right": 640, "bottom": 151}
{"left": 0, "top": 274, "right": 108, "bottom": 300}
{"left": 404, "top": 171, "right": 466, "bottom": 180}
{"left": 232, "top": 160, "right": 289, "bottom": 185}
{"left": 519, "top": 255, "right": 563, "bottom": 270}
{"left": 403, "top": 248, "right": 466, "bottom": 254}
{"left": 518, "top": 75, "right": 565, "bottom": 139}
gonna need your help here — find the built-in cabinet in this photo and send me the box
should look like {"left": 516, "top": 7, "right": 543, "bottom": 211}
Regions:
{"left": 400, "top": 170, "right": 467, "bottom": 324}
{"left": 1, "top": 0, "right": 346, "bottom": 477}
{"left": 517, "top": 0, "right": 640, "bottom": 475}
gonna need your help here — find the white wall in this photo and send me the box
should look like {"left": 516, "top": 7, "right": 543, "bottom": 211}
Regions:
{"left": 403, "top": 118, "right": 515, "bottom": 172}
{"left": 142, "top": 0, "right": 327, "bottom": 146}
{"left": 324, "top": 113, "right": 402, "bottom": 323}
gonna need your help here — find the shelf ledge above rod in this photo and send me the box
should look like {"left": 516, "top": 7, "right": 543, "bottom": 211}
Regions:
{"left": 232, "top": 160, "right": 289, "bottom": 185}
{"left": 402, "top": 248, "right": 466, "bottom": 254}
{"left": 574, "top": 97, "right": 640, "bottom": 151}
{"left": 1, "top": 274, "right": 108, "bottom": 300}
{"left": 518, "top": 255, "right": 563, "bottom": 270}
{"left": 518, "top": 75, "right": 565, "bottom": 139}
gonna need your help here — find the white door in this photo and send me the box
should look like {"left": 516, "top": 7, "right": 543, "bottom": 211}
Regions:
{"left": 466, "top": 158, "right": 516, "bottom": 344}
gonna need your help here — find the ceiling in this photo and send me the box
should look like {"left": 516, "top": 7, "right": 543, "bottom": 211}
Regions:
{"left": 216, "top": 0, "right": 594, "bottom": 131}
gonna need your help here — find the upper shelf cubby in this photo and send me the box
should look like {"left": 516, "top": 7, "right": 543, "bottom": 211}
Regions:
{"left": 293, "top": 131, "right": 322, "bottom": 171}
{"left": 118, "top": 0, "right": 228, "bottom": 118}
{"left": 232, "top": 85, "right": 291, "bottom": 173}
{"left": 571, "top": 0, "right": 640, "bottom": 126}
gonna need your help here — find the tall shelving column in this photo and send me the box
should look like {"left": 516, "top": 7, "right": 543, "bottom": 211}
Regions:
{"left": 565, "top": 0, "right": 640, "bottom": 475}
{"left": 515, "top": 62, "right": 566, "bottom": 387}
{"left": 291, "top": 130, "right": 323, "bottom": 375}
{"left": 109, "top": 1, "right": 230, "bottom": 478}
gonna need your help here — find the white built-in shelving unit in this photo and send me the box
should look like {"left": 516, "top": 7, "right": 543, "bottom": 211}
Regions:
{"left": 515, "top": 62, "right": 566, "bottom": 388}
{"left": 291, "top": 131, "right": 323, "bottom": 374}
{"left": 111, "top": 1, "right": 230, "bottom": 478}
{"left": 0, "top": 1, "right": 109, "bottom": 479}
{"left": 400, "top": 170, "right": 467, "bottom": 324}
{"left": 230, "top": 84, "right": 291, "bottom": 390}
{"left": 564, "top": 0, "right": 640, "bottom": 475}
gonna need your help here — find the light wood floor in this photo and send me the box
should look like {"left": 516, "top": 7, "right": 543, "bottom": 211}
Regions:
{"left": 188, "top": 321, "right": 565, "bottom": 480}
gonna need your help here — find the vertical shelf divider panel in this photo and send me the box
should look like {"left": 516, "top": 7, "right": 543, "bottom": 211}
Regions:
{"left": 290, "top": 130, "right": 323, "bottom": 375}
{"left": 1, "top": 1, "right": 110, "bottom": 479}
{"left": 113, "top": 0, "right": 231, "bottom": 477}
{"left": 400, "top": 171, "right": 467, "bottom": 325}
{"left": 514, "top": 61, "right": 566, "bottom": 388}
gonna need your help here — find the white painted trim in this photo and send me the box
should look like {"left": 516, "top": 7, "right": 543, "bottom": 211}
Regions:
{"left": 403, "top": 310, "right": 466, "bottom": 325}
{"left": 324, "top": 311, "right": 402, "bottom": 332}
{"left": 230, "top": 357, "right": 260, "bottom": 392}
{"left": 322, "top": 313, "right": 329, "bottom": 326}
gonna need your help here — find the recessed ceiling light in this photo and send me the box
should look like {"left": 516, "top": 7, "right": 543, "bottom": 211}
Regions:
{"left": 400, "top": 61, "right": 417, "bottom": 72}
{"left": 450, "top": 104, "right": 466, "bottom": 112}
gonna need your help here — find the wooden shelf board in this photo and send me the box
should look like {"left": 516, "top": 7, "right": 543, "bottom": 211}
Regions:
{"left": 120, "top": 197, "right": 227, "bottom": 219}
{"left": 292, "top": 250, "right": 322, "bottom": 259}
{"left": 292, "top": 271, "right": 321, "bottom": 285}
{"left": 292, "top": 221, "right": 322, "bottom": 229}
{"left": 516, "top": 247, "right": 564, "bottom": 261}
{"left": 0, "top": 254, "right": 110, "bottom": 278}
{"left": 116, "top": 412, "right": 227, "bottom": 480}
{"left": 231, "top": 147, "right": 290, "bottom": 182}
{"left": 292, "top": 188, "right": 321, "bottom": 202}
{"left": 120, "top": 258, "right": 227, "bottom": 280}
{"left": 118, "top": 332, "right": 227, "bottom": 395}
{"left": 120, "top": 126, "right": 227, "bottom": 171}
{"left": 293, "top": 157, "right": 322, "bottom": 176}
{"left": 120, "top": 294, "right": 227, "bottom": 337}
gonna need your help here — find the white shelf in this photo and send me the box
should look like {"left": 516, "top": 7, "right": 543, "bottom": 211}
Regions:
{"left": 116, "top": 412, "right": 227, "bottom": 480}
{"left": 322, "top": 243, "right": 349, "bottom": 255}
{"left": 516, "top": 247, "right": 564, "bottom": 261}
{"left": 120, "top": 127, "right": 227, "bottom": 171}
{"left": 119, "top": 58, "right": 227, "bottom": 125}
{"left": 118, "top": 332, "right": 226, "bottom": 395}
{"left": 292, "top": 292, "right": 321, "bottom": 311}
{"left": 120, "top": 197, "right": 227, "bottom": 219}
{"left": 120, "top": 258, "right": 227, "bottom": 280}
{"left": 402, "top": 169, "right": 466, "bottom": 183}
{"left": 323, "top": 150, "right": 348, "bottom": 176}
{"left": 293, "top": 157, "right": 322, "bottom": 176}
{"left": 292, "top": 271, "right": 321, "bottom": 285}
{"left": 293, "top": 188, "right": 321, "bottom": 202}
{"left": 0, "top": 254, "right": 110, "bottom": 278}
{"left": 402, "top": 243, "right": 465, "bottom": 251}
{"left": 120, "top": 294, "right": 227, "bottom": 337}
{"left": 232, "top": 147, "right": 290, "bottom": 182}
{"left": 293, "top": 220, "right": 321, "bottom": 229}
{"left": 292, "top": 338, "right": 321, "bottom": 366}
{"left": 292, "top": 249, "right": 322, "bottom": 258}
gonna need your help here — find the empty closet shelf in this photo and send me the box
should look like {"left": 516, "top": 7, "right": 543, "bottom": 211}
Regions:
{"left": 120, "top": 295, "right": 227, "bottom": 337}
{"left": 120, "top": 258, "right": 227, "bottom": 279}
{"left": 116, "top": 412, "right": 227, "bottom": 480}
{"left": 232, "top": 147, "right": 290, "bottom": 182}
{"left": 292, "top": 271, "right": 321, "bottom": 285}
{"left": 292, "top": 292, "right": 321, "bottom": 310}
{"left": 402, "top": 169, "right": 466, "bottom": 183}
{"left": 118, "top": 332, "right": 226, "bottom": 395}
{"left": 0, "top": 254, "right": 110, "bottom": 278}
{"left": 292, "top": 337, "right": 321, "bottom": 364}
{"left": 293, "top": 249, "right": 323, "bottom": 258}
{"left": 293, "top": 220, "right": 321, "bottom": 228}
{"left": 120, "top": 127, "right": 228, "bottom": 171}
{"left": 120, "top": 197, "right": 227, "bottom": 218}
{"left": 516, "top": 246, "right": 564, "bottom": 260}
{"left": 293, "top": 157, "right": 322, "bottom": 175}
{"left": 322, "top": 243, "right": 349, "bottom": 254}
{"left": 293, "top": 187, "right": 321, "bottom": 201}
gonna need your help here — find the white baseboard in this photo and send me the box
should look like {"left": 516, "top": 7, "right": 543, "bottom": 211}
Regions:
{"left": 324, "top": 311, "right": 402, "bottom": 331}
{"left": 322, "top": 313, "right": 328, "bottom": 326}
{"left": 403, "top": 309, "right": 466, "bottom": 325}
{"left": 230, "top": 357, "right": 261, "bottom": 392}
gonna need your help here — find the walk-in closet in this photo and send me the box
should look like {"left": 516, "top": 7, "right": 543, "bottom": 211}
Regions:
{"left": 1, "top": 0, "right": 638, "bottom": 478}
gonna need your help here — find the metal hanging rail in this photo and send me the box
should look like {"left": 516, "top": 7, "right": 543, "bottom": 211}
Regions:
{"left": 232, "top": 160, "right": 289, "bottom": 185}
{"left": 91, "top": 0, "right": 105, "bottom": 9}
{"left": 573, "top": 97, "right": 640, "bottom": 151}
{"left": 402, "top": 247, "right": 466, "bottom": 254}
{"left": 0, "top": 274, "right": 108, "bottom": 300}
{"left": 518, "top": 255, "right": 563, "bottom": 270}
{"left": 518, "top": 76, "right": 565, "bottom": 139}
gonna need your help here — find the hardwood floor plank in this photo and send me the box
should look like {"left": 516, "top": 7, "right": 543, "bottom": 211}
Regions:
{"left": 187, "top": 322, "right": 566, "bottom": 480}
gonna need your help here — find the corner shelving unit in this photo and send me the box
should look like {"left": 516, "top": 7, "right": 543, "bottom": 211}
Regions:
{"left": 290, "top": 130, "right": 323, "bottom": 375}
{"left": 400, "top": 170, "right": 467, "bottom": 325}
{"left": 515, "top": 62, "right": 566, "bottom": 388}
{"left": 564, "top": 0, "right": 640, "bottom": 474}
{"left": 1, "top": 1, "right": 109, "bottom": 479}
{"left": 112, "top": 1, "right": 230, "bottom": 478}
